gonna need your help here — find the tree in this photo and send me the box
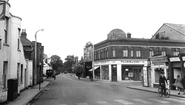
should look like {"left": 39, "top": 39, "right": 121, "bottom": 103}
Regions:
{"left": 63, "top": 55, "right": 75, "bottom": 73}
{"left": 50, "top": 55, "right": 63, "bottom": 73}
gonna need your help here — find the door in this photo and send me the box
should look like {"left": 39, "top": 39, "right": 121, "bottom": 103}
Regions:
{"left": 111, "top": 65, "right": 117, "bottom": 82}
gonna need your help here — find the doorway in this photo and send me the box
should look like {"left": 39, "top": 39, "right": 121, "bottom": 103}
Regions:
{"left": 111, "top": 65, "right": 117, "bottom": 82}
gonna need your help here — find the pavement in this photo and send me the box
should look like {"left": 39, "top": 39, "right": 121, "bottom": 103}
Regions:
{"left": 1, "top": 74, "right": 185, "bottom": 105}
{"left": 2, "top": 80, "right": 51, "bottom": 105}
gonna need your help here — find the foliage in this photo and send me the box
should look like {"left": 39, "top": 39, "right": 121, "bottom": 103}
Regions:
{"left": 50, "top": 55, "right": 63, "bottom": 72}
{"left": 63, "top": 55, "right": 75, "bottom": 73}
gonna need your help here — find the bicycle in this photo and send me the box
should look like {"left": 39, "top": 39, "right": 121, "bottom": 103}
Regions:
{"left": 158, "top": 84, "right": 170, "bottom": 98}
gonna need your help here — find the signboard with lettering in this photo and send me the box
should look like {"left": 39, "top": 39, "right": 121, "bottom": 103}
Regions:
{"left": 169, "top": 57, "right": 180, "bottom": 62}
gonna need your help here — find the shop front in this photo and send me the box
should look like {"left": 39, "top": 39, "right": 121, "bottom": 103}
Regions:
{"left": 150, "top": 56, "right": 168, "bottom": 88}
{"left": 94, "top": 59, "right": 147, "bottom": 82}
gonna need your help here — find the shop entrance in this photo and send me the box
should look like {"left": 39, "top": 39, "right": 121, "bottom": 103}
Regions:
{"left": 111, "top": 65, "right": 117, "bottom": 82}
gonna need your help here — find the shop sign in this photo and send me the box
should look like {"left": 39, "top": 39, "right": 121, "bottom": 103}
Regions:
{"left": 182, "top": 56, "right": 185, "bottom": 61}
{"left": 150, "top": 56, "right": 167, "bottom": 64}
{"left": 169, "top": 57, "right": 180, "bottom": 62}
{"left": 121, "top": 60, "right": 144, "bottom": 64}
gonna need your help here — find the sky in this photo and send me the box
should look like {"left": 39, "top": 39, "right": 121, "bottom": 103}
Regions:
{"left": 9, "top": 0, "right": 185, "bottom": 61}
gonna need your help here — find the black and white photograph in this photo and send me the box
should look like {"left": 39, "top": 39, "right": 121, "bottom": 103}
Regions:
{"left": 1, "top": 0, "right": 185, "bottom": 105}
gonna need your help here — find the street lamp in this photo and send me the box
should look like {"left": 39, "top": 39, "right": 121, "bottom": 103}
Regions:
{"left": 35, "top": 29, "right": 44, "bottom": 90}
{"left": 92, "top": 44, "right": 95, "bottom": 81}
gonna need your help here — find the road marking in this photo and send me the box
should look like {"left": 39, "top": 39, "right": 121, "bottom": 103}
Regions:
{"left": 76, "top": 102, "right": 89, "bottom": 105}
{"left": 115, "top": 99, "right": 133, "bottom": 104}
{"left": 149, "top": 99, "right": 170, "bottom": 104}
{"left": 96, "top": 101, "right": 112, "bottom": 105}
{"left": 133, "top": 99, "right": 151, "bottom": 104}
{"left": 164, "top": 98, "right": 185, "bottom": 103}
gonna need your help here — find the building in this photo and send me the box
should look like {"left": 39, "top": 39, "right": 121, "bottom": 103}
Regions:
{"left": 0, "top": 1, "right": 27, "bottom": 102}
{"left": 92, "top": 28, "right": 185, "bottom": 83}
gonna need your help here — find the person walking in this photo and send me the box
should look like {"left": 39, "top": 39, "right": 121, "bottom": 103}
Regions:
{"left": 159, "top": 72, "right": 168, "bottom": 96}
{"left": 174, "top": 75, "right": 183, "bottom": 95}
{"left": 181, "top": 75, "right": 185, "bottom": 94}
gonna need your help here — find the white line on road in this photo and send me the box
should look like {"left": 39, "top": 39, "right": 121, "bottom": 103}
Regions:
{"left": 164, "top": 98, "right": 185, "bottom": 103}
{"left": 76, "top": 102, "right": 89, "bottom": 105}
{"left": 133, "top": 99, "right": 151, "bottom": 104}
{"left": 149, "top": 99, "right": 170, "bottom": 104}
{"left": 96, "top": 101, "right": 112, "bottom": 105}
{"left": 115, "top": 99, "right": 133, "bottom": 104}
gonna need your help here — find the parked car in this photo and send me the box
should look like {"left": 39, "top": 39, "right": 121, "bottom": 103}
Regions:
{"left": 46, "top": 69, "right": 54, "bottom": 78}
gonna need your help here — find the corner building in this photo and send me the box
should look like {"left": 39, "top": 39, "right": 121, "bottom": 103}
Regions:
{"left": 94, "top": 28, "right": 185, "bottom": 82}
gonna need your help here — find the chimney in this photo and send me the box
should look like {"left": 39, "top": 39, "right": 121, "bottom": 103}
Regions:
{"left": 21, "top": 29, "right": 27, "bottom": 37}
{"left": 127, "top": 32, "right": 131, "bottom": 38}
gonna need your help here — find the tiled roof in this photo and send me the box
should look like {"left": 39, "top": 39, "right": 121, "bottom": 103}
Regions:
{"left": 165, "top": 23, "right": 185, "bottom": 35}
{"left": 21, "top": 36, "right": 33, "bottom": 51}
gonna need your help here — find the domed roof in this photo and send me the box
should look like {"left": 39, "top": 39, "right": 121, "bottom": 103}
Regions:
{"left": 107, "top": 28, "right": 126, "bottom": 40}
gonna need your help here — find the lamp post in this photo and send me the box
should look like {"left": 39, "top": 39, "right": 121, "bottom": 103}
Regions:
{"left": 35, "top": 29, "right": 44, "bottom": 90}
{"left": 92, "top": 44, "right": 95, "bottom": 81}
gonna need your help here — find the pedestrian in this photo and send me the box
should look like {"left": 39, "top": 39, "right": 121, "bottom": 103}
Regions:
{"left": 181, "top": 75, "right": 185, "bottom": 94}
{"left": 159, "top": 72, "right": 168, "bottom": 96}
{"left": 174, "top": 75, "right": 183, "bottom": 95}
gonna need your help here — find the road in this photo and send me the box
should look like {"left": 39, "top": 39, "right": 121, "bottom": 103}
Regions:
{"left": 30, "top": 74, "right": 185, "bottom": 105}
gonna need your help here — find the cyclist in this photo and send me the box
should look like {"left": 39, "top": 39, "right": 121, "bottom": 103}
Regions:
{"left": 159, "top": 71, "right": 168, "bottom": 96}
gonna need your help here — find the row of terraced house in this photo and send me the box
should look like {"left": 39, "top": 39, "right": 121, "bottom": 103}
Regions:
{"left": 0, "top": 1, "right": 45, "bottom": 103}
{"left": 84, "top": 23, "right": 185, "bottom": 90}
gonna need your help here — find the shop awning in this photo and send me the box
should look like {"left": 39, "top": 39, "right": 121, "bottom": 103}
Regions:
{"left": 89, "top": 66, "right": 100, "bottom": 71}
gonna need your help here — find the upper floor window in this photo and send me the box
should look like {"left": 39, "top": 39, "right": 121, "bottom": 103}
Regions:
{"left": 123, "top": 47, "right": 128, "bottom": 57}
{"left": 112, "top": 47, "right": 116, "bottom": 57}
{"left": 173, "top": 48, "right": 180, "bottom": 56}
{"left": 101, "top": 50, "right": 104, "bottom": 59}
{"left": 161, "top": 48, "right": 166, "bottom": 56}
{"left": 94, "top": 52, "right": 96, "bottom": 60}
{"left": 98, "top": 51, "right": 100, "bottom": 59}
{"left": 17, "top": 39, "right": 20, "bottom": 50}
{"left": 136, "top": 47, "right": 141, "bottom": 57}
{"left": 0, "top": 39, "right": 1, "bottom": 49}
{"left": 4, "top": 17, "right": 9, "bottom": 44}
{"left": 130, "top": 47, "right": 134, "bottom": 57}
{"left": 106, "top": 48, "right": 108, "bottom": 58}
{"left": 149, "top": 47, "right": 154, "bottom": 57}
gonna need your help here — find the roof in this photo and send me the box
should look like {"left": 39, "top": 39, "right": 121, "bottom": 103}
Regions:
{"left": 21, "top": 36, "right": 33, "bottom": 51}
{"left": 165, "top": 23, "right": 185, "bottom": 35}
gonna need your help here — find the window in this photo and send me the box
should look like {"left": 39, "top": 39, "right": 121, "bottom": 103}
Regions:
{"left": 21, "top": 64, "right": 23, "bottom": 83}
{"left": 161, "top": 48, "right": 166, "bottom": 56}
{"left": 98, "top": 51, "right": 100, "bottom": 59}
{"left": 4, "top": 17, "right": 9, "bottom": 44}
{"left": 3, "top": 61, "right": 8, "bottom": 88}
{"left": 123, "top": 47, "right": 128, "bottom": 57}
{"left": 173, "top": 48, "right": 179, "bottom": 56}
{"left": 112, "top": 47, "right": 116, "bottom": 57}
{"left": 130, "top": 47, "right": 134, "bottom": 57}
{"left": 0, "top": 39, "right": 1, "bottom": 49}
{"left": 136, "top": 47, "right": 141, "bottom": 57}
{"left": 17, "top": 63, "right": 20, "bottom": 84}
{"left": 106, "top": 48, "right": 108, "bottom": 58}
{"left": 94, "top": 52, "right": 96, "bottom": 60}
{"left": 4, "top": 30, "right": 7, "bottom": 43}
{"left": 101, "top": 50, "right": 104, "bottom": 59}
{"left": 17, "top": 39, "right": 20, "bottom": 50}
{"left": 149, "top": 47, "right": 154, "bottom": 57}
